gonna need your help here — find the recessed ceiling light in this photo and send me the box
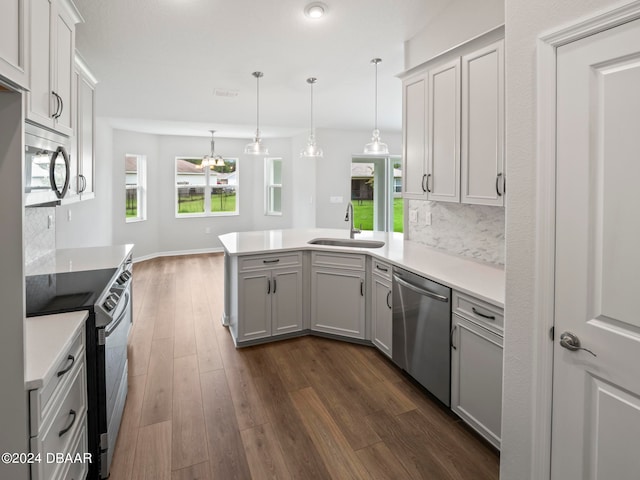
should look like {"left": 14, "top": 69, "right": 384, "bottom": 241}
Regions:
{"left": 304, "top": 2, "right": 327, "bottom": 19}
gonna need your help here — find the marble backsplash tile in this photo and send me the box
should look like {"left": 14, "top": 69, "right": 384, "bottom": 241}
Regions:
{"left": 24, "top": 207, "right": 56, "bottom": 266}
{"left": 407, "top": 200, "right": 505, "bottom": 266}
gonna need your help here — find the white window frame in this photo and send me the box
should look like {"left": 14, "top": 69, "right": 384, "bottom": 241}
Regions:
{"left": 351, "top": 155, "right": 402, "bottom": 233}
{"left": 175, "top": 156, "right": 239, "bottom": 218}
{"left": 265, "top": 157, "right": 282, "bottom": 216}
{"left": 126, "top": 154, "right": 147, "bottom": 223}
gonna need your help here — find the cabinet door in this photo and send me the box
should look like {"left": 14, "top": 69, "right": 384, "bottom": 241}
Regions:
{"left": 0, "top": 0, "right": 28, "bottom": 88}
{"left": 311, "top": 268, "right": 365, "bottom": 339}
{"left": 27, "top": 0, "right": 54, "bottom": 128}
{"left": 238, "top": 271, "right": 271, "bottom": 341}
{"left": 461, "top": 40, "right": 504, "bottom": 206}
{"left": 403, "top": 74, "right": 427, "bottom": 199}
{"left": 271, "top": 268, "right": 303, "bottom": 336}
{"left": 52, "top": 4, "right": 74, "bottom": 135}
{"left": 372, "top": 274, "right": 392, "bottom": 358}
{"left": 427, "top": 58, "right": 460, "bottom": 202}
{"left": 77, "top": 72, "right": 95, "bottom": 199}
{"left": 451, "top": 314, "right": 503, "bottom": 449}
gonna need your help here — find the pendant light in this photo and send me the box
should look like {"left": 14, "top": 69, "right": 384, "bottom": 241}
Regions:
{"left": 363, "top": 58, "right": 389, "bottom": 155}
{"left": 300, "top": 77, "right": 323, "bottom": 158}
{"left": 244, "top": 71, "right": 269, "bottom": 155}
{"left": 202, "top": 130, "right": 225, "bottom": 168}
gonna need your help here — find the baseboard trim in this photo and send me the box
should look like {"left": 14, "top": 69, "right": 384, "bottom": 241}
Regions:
{"left": 133, "top": 247, "right": 225, "bottom": 263}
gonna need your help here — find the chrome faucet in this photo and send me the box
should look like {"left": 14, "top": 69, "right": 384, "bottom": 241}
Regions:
{"left": 345, "top": 202, "right": 361, "bottom": 239}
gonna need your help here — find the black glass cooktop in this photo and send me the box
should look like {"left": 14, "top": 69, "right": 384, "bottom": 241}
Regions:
{"left": 26, "top": 268, "right": 117, "bottom": 317}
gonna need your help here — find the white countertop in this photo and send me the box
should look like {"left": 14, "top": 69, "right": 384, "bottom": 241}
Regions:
{"left": 24, "top": 311, "right": 88, "bottom": 390}
{"left": 25, "top": 244, "right": 134, "bottom": 276}
{"left": 218, "top": 229, "right": 505, "bottom": 308}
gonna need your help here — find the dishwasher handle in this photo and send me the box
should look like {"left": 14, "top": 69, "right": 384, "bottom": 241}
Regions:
{"left": 393, "top": 274, "right": 449, "bottom": 302}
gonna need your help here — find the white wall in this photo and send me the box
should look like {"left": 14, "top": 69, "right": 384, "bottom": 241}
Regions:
{"left": 502, "top": 0, "right": 624, "bottom": 478}
{"left": 404, "top": 0, "right": 504, "bottom": 70}
{"left": 56, "top": 118, "right": 113, "bottom": 248}
{"left": 0, "top": 91, "right": 29, "bottom": 480}
{"left": 110, "top": 130, "right": 295, "bottom": 259}
{"left": 313, "top": 128, "right": 402, "bottom": 229}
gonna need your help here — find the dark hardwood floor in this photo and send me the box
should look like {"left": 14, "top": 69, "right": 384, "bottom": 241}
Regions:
{"left": 109, "top": 254, "right": 499, "bottom": 480}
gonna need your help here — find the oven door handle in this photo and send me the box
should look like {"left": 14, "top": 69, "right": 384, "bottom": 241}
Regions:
{"left": 105, "top": 291, "right": 130, "bottom": 337}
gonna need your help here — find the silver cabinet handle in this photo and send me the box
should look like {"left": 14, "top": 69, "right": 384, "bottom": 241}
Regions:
{"left": 559, "top": 331, "right": 596, "bottom": 357}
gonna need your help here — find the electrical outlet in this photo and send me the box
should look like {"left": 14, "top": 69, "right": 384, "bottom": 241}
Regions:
{"left": 205, "top": 227, "right": 211, "bottom": 234}
{"left": 47, "top": 215, "right": 53, "bottom": 229}
{"left": 425, "top": 212, "right": 432, "bottom": 225}
{"left": 409, "top": 210, "right": 418, "bottom": 223}
{"left": 67, "top": 210, "right": 72, "bottom": 222}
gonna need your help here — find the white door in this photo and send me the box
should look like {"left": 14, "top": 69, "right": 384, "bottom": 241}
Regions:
{"left": 271, "top": 268, "right": 303, "bottom": 335}
{"left": 402, "top": 74, "right": 427, "bottom": 198}
{"left": 552, "top": 17, "right": 640, "bottom": 480}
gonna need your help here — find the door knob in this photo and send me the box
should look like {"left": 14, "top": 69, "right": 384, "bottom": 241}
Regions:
{"left": 559, "top": 331, "right": 596, "bottom": 357}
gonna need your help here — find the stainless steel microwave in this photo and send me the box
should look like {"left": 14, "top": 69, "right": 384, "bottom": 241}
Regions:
{"left": 25, "top": 124, "right": 71, "bottom": 206}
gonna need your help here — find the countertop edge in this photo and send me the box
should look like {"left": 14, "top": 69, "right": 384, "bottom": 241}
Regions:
{"left": 219, "top": 229, "right": 505, "bottom": 308}
{"left": 25, "top": 311, "right": 88, "bottom": 390}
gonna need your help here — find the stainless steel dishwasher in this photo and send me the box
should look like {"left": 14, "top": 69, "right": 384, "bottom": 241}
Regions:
{"left": 392, "top": 267, "right": 451, "bottom": 406}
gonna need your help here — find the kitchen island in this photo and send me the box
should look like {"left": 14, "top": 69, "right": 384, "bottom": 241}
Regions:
{"left": 219, "top": 228, "right": 504, "bottom": 346}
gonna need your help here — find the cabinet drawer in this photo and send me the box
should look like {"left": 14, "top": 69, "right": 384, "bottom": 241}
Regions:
{"left": 239, "top": 252, "right": 302, "bottom": 271}
{"left": 29, "top": 328, "right": 85, "bottom": 436}
{"left": 59, "top": 421, "right": 89, "bottom": 480}
{"left": 311, "top": 251, "right": 365, "bottom": 271}
{"left": 372, "top": 258, "right": 392, "bottom": 280}
{"left": 31, "top": 357, "right": 87, "bottom": 480}
{"left": 453, "top": 291, "right": 503, "bottom": 334}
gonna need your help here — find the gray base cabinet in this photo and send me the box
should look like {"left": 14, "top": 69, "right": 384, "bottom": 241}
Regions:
{"left": 371, "top": 260, "right": 392, "bottom": 357}
{"left": 234, "top": 253, "right": 303, "bottom": 343}
{"left": 311, "top": 252, "right": 365, "bottom": 339}
{"left": 451, "top": 292, "right": 504, "bottom": 449}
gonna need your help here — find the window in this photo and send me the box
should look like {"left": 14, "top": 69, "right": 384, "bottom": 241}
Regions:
{"left": 350, "top": 156, "right": 403, "bottom": 233}
{"left": 175, "top": 157, "right": 238, "bottom": 217}
{"left": 126, "top": 154, "right": 146, "bottom": 222}
{"left": 265, "top": 157, "right": 282, "bottom": 215}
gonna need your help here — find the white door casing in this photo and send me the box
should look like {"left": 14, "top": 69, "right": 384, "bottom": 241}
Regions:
{"left": 552, "top": 15, "right": 640, "bottom": 480}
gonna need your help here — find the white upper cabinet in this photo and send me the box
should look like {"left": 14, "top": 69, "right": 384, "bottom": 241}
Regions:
{"left": 402, "top": 74, "right": 428, "bottom": 198}
{"left": 427, "top": 58, "right": 461, "bottom": 203}
{"left": 26, "top": 0, "right": 82, "bottom": 136}
{"left": 0, "top": 0, "right": 28, "bottom": 89}
{"left": 401, "top": 32, "right": 505, "bottom": 207}
{"left": 461, "top": 40, "right": 505, "bottom": 206}
{"left": 73, "top": 54, "right": 96, "bottom": 200}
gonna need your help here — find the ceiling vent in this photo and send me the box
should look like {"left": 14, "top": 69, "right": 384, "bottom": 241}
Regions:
{"left": 213, "top": 89, "right": 239, "bottom": 98}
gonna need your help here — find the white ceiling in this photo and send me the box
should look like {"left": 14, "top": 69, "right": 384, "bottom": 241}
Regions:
{"left": 74, "top": 0, "right": 450, "bottom": 138}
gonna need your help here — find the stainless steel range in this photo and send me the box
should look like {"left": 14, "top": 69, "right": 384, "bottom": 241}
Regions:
{"left": 26, "top": 252, "right": 133, "bottom": 480}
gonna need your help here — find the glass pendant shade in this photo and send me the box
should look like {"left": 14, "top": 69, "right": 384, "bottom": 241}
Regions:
{"left": 203, "top": 130, "right": 224, "bottom": 168}
{"left": 245, "top": 71, "right": 269, "bottom": 155}
{"left": 300, "top": 77, "right": 323, "bottom": 158}
{"left": 363, "top": 58, "right": 389, "bottom": 155}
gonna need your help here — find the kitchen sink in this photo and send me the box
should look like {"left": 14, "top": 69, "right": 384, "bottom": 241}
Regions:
{"left": 308, "top": 238, "right": 386, "bottom": 248}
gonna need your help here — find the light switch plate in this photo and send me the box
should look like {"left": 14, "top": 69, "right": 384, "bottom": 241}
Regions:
{"left": 409, "top": 210, "right": 418, "bottom": 223}
{"left": 425, "top": 212, "right": 432, "bottom": 225}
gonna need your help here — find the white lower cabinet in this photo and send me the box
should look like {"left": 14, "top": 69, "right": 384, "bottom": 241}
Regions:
{"left": 236, "top": 253, "right": 303, "bottom": 343}
{"left": 311, "top": 252, "right": 366, "bottom": 339}
{"left": 451, "top": 310, "right": 503, "bottom": 449}
{"left": 29, "top": 326, "right": 88, "bottom": 480}
{"left": 371, "top": 260, "right": 392, "bottom": 357}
